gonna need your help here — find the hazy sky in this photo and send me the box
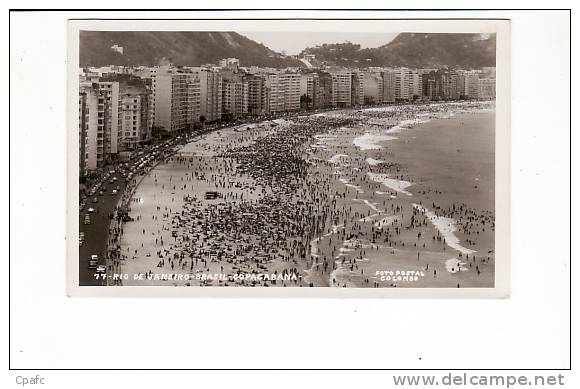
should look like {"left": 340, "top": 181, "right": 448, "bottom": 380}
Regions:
{"left": 240, "top": 32, "right": 399, "bottom": 55}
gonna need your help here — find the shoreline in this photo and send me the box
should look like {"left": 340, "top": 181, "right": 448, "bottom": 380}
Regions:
{"left": 111, "top": 100, "right": 495, "bottom": 287}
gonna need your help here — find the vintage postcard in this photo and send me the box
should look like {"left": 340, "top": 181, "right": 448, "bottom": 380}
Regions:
{"left": 66, "top": 18, "right": 510, "bottom": 297}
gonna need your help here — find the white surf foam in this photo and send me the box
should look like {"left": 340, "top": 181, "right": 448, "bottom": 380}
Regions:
{"left": 310, "top": 143, "right": 327, "bottom": 149}
{"left": 310, "top": 237, "right": 321, "bottom": 257}
{"left": 366, "top": 157, "right": 385, "bottom": 166}
{"left": 374, "top": 215, "right": 398, "bottom": 228}
{"left": 359, "top": 213, "right": 380, "bottom": 222}
{"left": 353, "top": 198, "right": 381, "bottom": 213}
{"left": 311, "top": 223, "right": 344, "bottom": 254}
{"left": 330, "top": 239, "right": 374, "bottom": 287}
{"left": 445, "top": 258, "right": 469, "bottom": 273}
{"left": 367, "top": 172, "right": 413, "bottom": 196}
{"left": 413, "top": 204, "right": 476, "bottom": 255}
{"left": 339, "top": 177, "right": 364, "bottom": 193}
{"left": 352, "top": 133, "right": 397, "bottom": 150}
{"left": 387, "top": 118, "right": 432, "bottom": 134}
{"left": 314, "top": 134, "right": 336, "bottom": 142}
{"left": 323, "top": 224, "right": 344, "bottom": 237}
{"left": 361, "top": 106, "right": 397, "bottom": 113}
{"left": 328, "top": 154, "right": 350, "bottom": 165}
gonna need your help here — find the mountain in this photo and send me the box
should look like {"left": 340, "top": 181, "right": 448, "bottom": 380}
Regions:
{"left": 300, "top": 33, "right": 496, "bottom": 69}
{"left": 79, "top": 31, "right": 303, "bottom": 68}
{"left": 80, "top": 31, "right": 496, "bottom": 70}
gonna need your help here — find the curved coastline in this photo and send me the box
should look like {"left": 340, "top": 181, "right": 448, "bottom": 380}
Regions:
{"left": 113, "top": 100, "right": 496, "bottom": 287}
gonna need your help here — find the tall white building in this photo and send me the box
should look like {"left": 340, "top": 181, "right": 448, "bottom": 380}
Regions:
{"left": 243, "top": 74, "right": 268, "bottom": 116}
{"left": 394, "top": 68, "right": 421, "bottom": 101}
{"left": 382, "top": 70, "right": 396, "bottom": 103}
{"left": 151, "top": 66, "right": 199, "bottom": 132}
{"left": 350, "top": 71, "right": 364, "bottom": 106}
{"left": 96, "top": 81, "right": 120, "bottom": 155}
{"left": 410, "top": 71, "right": 422, "bottom": 99}
{"left": 300, "top": 73, "right": 319, "bottom": 109}
{"left": 79, "top": 83, "right": 99, "bottom": 176}
{"left": 443, "top": 71, "right": 460, "bottom": 100}
{"left": 222, "top": 79, "right": 244, "bottom": 119}
{"left": 394, "top": 67, "right": 412, "bottom": 101}
{"left": 119, "top": 86, "right": 151, "bottom": 151}
{"left": 190, "top": 67, "right": 223, "bottom": 122}
{"left": 265, "top": 73, "right": 301, "bottom": 113}
{"left": 459, "top": 70, "right": 482, "bottom": 99}
{"left": 186, "top": 74, "right": 201, "bottom": 126}
{"left": 330, "top": 71, "right": 352, "bottom": 107}
{"left": 478, "top": 78, "right": 496, "bottom": 100}
{"left": 78, "top": 81, "right": 120, "bottom": 172}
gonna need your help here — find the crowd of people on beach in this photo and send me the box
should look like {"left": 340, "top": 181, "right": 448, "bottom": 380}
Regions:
{"left": 111, "top": 101, "right": 496, "bottom": 287}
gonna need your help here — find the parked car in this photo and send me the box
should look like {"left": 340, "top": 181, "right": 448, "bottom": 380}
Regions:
{"left": 111, "top": 189, "right": 118, "bottom": 195}
{"left": 205, "top": 191, "right": 219, "bottom": 200}
{"left": 88, "top": 254, "right": 98, "bottom": 269}
{"left": 84, "top": 215, "right": 91, "bottom": 225}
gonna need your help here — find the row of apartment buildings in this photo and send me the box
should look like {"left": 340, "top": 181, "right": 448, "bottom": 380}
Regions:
{"left": 296, "top": 67, "right": 495, "bottom": 110}
{"left": 79, "top": 59, "right": 496, "bottom": 176}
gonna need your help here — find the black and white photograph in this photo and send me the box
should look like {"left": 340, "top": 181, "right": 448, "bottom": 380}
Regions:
{"left": 69, "top": 19, "right": 510, "bottom": 295}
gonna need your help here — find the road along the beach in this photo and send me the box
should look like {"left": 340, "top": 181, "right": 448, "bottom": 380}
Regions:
{"left": 115, "top": 101, "right": 496, "bottom": 288}
{"left": 78, "top": 173, "right": 127, "bottom": 285}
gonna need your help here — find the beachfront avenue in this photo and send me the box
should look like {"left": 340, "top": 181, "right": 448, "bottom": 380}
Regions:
{"left": 79, "top": 134, "right": 190, "bottom": 285}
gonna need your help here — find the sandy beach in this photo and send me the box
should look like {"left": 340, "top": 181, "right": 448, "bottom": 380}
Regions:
{"left": 116, "top": 101, "right": 495, "bottom": 287}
